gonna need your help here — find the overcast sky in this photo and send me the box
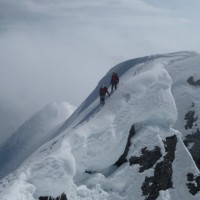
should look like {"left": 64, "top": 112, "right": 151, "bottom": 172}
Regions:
{"left": 1, "top": 0, "right": 200, "bottom": 137}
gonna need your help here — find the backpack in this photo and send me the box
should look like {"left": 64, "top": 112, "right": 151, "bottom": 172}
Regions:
{"left": 100, "top": 87, "right": 105, "bottom": 95}
{"left": 111, "top": 73, "right": 119, "bottom": 83}
{"left": 100, "top": 87, "right": 107, "bottom": 95}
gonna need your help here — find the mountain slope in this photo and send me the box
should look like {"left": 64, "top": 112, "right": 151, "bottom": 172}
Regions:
{"left": 0, "top": 102, "right": 76, "bottom": 180}
{"left": 167, "top": 55, "right": 200, "bottom": 170}
{"left": 0, "top": 52, "right": 200, "bottom": 200}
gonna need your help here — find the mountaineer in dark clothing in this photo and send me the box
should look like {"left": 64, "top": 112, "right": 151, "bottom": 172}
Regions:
{"left": 99, "top": 85, "right": 110, "bottom": 106}
{"left": 110, "top": 72, "right": 119, "bottom": 92}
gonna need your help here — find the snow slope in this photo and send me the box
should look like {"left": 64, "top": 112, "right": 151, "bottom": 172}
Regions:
{"left": 0, "top": 52, "right": 200, "bottom": 200}
{"left": 0, "top": 102, "right": 76, "bottom": 180}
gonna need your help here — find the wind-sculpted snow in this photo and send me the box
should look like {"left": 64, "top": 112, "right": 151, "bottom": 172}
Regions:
{"left": 58, "top": 51, "right": 195, "bottom": 133}
{"left": 0, "top": 102, "right": 76, "bottom": 180}
{"left": 67, "top": 63, "right": 177, "bottom": 174}
{"left": 1, "top": 51, "right": 200, "bottom": 200}
{"left": 167, "top": 53, "right": 200, "bottom": 170}
{"left": 57, "top": 55, "right": 162, "bottom": 132}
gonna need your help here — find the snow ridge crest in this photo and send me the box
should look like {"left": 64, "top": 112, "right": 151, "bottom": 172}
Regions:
{"left": 1, "top": 52, "right": 200, "bottom": 200}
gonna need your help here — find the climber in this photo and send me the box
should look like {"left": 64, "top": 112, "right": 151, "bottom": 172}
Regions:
{"left": 99, "top": 85, "right": 110, "bottom": 106}
{"left": 110, "top": 72, "right": 119, "bottom": 92}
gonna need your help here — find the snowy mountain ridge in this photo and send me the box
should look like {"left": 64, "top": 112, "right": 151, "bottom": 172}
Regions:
{"left": 0, "top": 102, "right": 76, "bottom": 180}
{"left": 1, "top": 51, "right": 200, "bottom": 200}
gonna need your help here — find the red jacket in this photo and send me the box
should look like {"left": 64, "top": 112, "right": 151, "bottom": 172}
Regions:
{"left": 100, "top": 86, "right": 109, "bottom": 96}
{"left": 111, "top": 73, "right": 119, "bottom": 84}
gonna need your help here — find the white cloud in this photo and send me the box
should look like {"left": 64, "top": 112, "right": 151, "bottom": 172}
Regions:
{"left": 1, "top": 0, "right": 200, "bottom": 135}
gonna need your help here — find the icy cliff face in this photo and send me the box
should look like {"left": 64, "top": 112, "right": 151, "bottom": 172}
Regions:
{"left": 166, "top": 54, "right": 200, "bottom": 170}
{"left": 1, "top": 52, "right": 200, "bottom": 200}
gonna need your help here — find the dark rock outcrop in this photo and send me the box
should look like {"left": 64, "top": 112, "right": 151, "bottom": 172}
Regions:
{"left": 183, "top": 106, "right": 200, "bottom": 170}
{"left": 184, "top": 110, "right": 198, "bottom": 130}
{"left": 186, "top": 173, "right": 200, "bottom": 195}
{"left": 140, "top": 135, "right": 177, "bottom": 200}
{"left": 39, "top": 193, "right": 67, "bottom": 200}
{"left": 129, "top": 146, "right": 162, "bottom": 173}
{"left": 184, "top": 129, "right": 200, "bottom": 169}
{"left": 114, "top": 125, "right": 136, "bottom": 167}
{"left": 187, "top": 76, "right": 200, "bottom": 86}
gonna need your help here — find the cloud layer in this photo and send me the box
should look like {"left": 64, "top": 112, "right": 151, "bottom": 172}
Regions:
{"left": 0, "top": 0, "right": 200, "bottom": 136}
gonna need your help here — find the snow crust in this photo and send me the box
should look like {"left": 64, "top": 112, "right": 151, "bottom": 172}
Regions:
{"left": 1, "top": 51, "right": 200, "bottom": 200}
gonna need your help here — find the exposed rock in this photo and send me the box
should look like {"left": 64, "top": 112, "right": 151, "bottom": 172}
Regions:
{"left": 184, "top": 129, "right": 200, "bottom": 169}
{"left": 85, "top": 170, "right": 96, "bottom": 174}
{"left": 141, "top": 135, "right": 177, "bottom": 200}
{"left": 186, "top": 173, "right": 200, "bottom": 195}
{"left": 184, "top": 111, "right": 198, "bottom": 130}
{"left": 115, "top": 125, "right": 136, "bottom": 167}
{"left": 129, "top": 146, "right": 162, "bottom": 173}
{"left": 183, "top": 106, "right": 200, "bottom": 170}
{"left": 187, "top": 76, "right": 200, "bottom": 86}
{"left": 39, "top": 193, "right": 67, "bottom": 200}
